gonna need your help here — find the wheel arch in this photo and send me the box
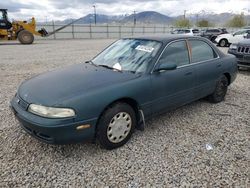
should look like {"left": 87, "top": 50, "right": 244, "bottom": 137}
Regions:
{"left": 223, "top": 72, "right": 231, "bottom": 85}
{"left": 95, "top": 97, "right": 141, "bottom": 135}
{"left": 219, "top": 38, "right": 228, "bottom": 46}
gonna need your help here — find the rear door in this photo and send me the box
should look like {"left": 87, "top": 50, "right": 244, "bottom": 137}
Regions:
{"left": 188, "top": 39, "right": 222, "bottom": 99}
{"left": 151, "top": 40, "right": 196, "bottom": 114}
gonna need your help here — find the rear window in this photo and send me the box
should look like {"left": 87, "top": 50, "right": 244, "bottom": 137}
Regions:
{"left": 207, "top": 29, "right": 219, "bottom": 33}
{"left": 192, "top": 29, "right": 199, "bottom": 33}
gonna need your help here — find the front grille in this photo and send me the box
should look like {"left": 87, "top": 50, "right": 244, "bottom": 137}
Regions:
{"left": 238, "top": 61, "right": 250, "bottom": 66}
{"left": 237, "top": 46, "right": 250, "bottom": 54}
{"left": 22, "top": 124, "right": 53, "bottom": 142}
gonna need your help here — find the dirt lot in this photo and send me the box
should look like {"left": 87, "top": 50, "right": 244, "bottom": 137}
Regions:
{"left": 0, "top": 39, "right": 249, "bottom": 187}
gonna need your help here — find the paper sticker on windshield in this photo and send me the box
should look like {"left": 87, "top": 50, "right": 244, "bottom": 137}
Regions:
{"left": 135, "top": 45, "right": 154, "bottom": 53}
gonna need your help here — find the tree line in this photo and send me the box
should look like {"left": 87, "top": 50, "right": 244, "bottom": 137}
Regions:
{"left": 175, "top": 13, "right": 248, "bottom": 28}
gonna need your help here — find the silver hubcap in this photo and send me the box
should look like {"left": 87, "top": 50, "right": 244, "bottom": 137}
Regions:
{"left": 107, "top": 112, "right": 132, "bottom": 143}
{"left": 220, "top": 40, "right": 226, "bottom": 46}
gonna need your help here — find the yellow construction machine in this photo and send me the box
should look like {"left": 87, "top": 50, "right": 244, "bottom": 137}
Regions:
{"left": 0, "top": 9, "right": 49, "bottom": 44}
{"left": 0, "top": 9, "right": 83, "bottom": 44}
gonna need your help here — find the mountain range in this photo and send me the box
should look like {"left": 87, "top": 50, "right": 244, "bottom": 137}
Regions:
{"left": 49, "top": 11, "right": 250, "bottom": 26}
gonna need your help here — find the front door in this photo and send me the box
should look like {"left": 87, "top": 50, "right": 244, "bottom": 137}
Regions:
{"left": 151, "top": 40, "right": 196, "bottom": 115}
{"left": 231, "top": 30, "right": 248, "bottom": 43}
{"left": 0, "top": 10, "right": 12, "bottom": 30}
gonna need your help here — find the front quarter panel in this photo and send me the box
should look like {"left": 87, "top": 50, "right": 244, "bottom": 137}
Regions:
{"left": 63, "top": 75, "right": 152, "bottom": 123}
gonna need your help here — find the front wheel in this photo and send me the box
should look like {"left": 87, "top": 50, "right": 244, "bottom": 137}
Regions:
{"left": 97, "top": 103, "right": 136, "bottom": 150}
{"left": 207, "top": 75, "right": 228, "bottom": 103}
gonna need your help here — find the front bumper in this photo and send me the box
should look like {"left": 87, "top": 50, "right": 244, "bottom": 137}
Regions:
{"left": 228, "top": 50, "right": 250, "bottom": 68}
{"left": 10, "top": 96, "right": 97, "bottom": 144}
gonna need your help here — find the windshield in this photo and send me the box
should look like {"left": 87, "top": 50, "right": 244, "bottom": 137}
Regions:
{"left": 92, "top": 39, "right": 161, "bottom": 73}
{"left": 233, "top": 30, "right": 247, "bottom": 35}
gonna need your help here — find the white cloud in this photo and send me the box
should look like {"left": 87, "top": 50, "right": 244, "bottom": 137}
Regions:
{"left": 1, "top": 0, "right": 249, "bottom": 22}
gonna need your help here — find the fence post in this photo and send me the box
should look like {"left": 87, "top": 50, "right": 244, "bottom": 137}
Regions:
{"left": 163, "top": 26, "right": 166, "bottom": 33}
{"left": 143, "top": 26, "right": 145, "bottom": 35}
{"left": 89, "top": 24, "right": 92, "bottom": 39}
{"left": 72, "top": 22, "right": 75, "bottom": 39}
{"left": 107, "top": 24, "right": 109, "bottom": 38}
{"left": 52, "top": 21, "right": 56, "bottom": 39}
{"left": 119, "top": 25, "right": 121, "bottom": 38}
{"left": 132, "top": 26, "right": 134, "bottom": 36}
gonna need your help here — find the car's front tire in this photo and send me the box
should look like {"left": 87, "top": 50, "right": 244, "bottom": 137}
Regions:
{"left": 97, "top": 103, "right": 136, "bottom": 150}
{"left": 208, "top": 75, "right": 228, "bottom": 103}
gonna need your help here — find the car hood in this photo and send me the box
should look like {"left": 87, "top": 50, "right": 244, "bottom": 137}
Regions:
{"left": 18, "top": 63, "right": 140, "bottom": 106}
{"left": 237, "top": 39, "right": 250, "bottom": 45}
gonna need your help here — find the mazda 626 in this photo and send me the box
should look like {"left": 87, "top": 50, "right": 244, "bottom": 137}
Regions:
{"left": 11, "top": 35, "right": 237, "bottom": 149}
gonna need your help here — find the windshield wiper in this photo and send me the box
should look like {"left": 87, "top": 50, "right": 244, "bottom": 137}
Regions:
{"left": 98, "top": 64, "right": 122, "bottom": 72}
{"left": 85, "top": 60, "right": 98, "bottom": 66}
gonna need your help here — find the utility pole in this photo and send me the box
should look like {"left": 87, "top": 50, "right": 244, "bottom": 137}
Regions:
{"left": 196, "top": 14, "right": 199, "bottom": 24}
{"left": 184, "top": 10, "right": 187, "bottom": 19}
{"left": 93, "top": 5, "right": 96, "bottom": 25}
{"left": 133, "top": 10, "right": 136, "bottom": 26}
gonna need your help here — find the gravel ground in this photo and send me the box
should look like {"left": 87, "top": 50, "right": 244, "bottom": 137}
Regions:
{"left": 0, "top": 39, "right": 249, "bottom": 187}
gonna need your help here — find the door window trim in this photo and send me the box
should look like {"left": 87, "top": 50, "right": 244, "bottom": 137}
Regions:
{"left": 178, "top": 39, "right": 220, "bottom": 69}
{"left": 151, "top": 38, "right": 221, "bottom": 73}
{"left": 151, "top": 39, "right": 191, "bottom": 73}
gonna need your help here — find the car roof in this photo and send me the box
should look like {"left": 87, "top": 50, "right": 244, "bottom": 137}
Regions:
{"left": 126, "top": 34, "right": 201, "bottom": 44}
{"left": 124, "top": 34, "right": 225, "bottom": 57}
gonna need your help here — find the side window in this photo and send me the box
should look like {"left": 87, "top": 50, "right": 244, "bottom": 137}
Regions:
{"left": 234, "top": 30, "right": 245, "bottom": 35}
{"left": 158, "top": 41, "right": 190, "bottom": 67}
{"left": 189, "top": 40, "right": 217, "bottom": 63}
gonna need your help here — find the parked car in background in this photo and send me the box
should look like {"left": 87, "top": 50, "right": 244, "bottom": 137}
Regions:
{"left": 171, "top": 29, "right": 200, "bottom": 36}
{"left": 228, "top": 38, "right": 250, "bottom": 69}
{"left": 201, "top": 28, "right": 228, "bottom": 42}
{"left": 11, "top": 35, "right": 237, "bottom": 149}
{"left": 215, "top": 29, "right": 250, "bottom": 47}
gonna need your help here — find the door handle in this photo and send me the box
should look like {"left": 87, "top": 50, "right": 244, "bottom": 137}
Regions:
{"left": 185, "top": 72, "right": 192, "bottom": 76}
{"left": 217, "top": 64, "right": 222, "bottom": 68}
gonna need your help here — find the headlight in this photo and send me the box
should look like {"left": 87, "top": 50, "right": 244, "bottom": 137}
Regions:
{"left": 229, "top": 44, "right": 237, "bottom": 50}
{"left": 28, "top": 104, "right": 75, "bottom": 118}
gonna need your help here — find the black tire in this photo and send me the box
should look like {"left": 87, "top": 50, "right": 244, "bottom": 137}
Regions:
{"left": 208, "top": 75, "right": 228, "bottom": 103}
{"left": 97, "top": 103, "right": 136, "bottom": 150}
{"left": 17, "top": 30, "right": 34, "bottom": 44}
{"left": 219, "top": 39, "right": 228, "bottom": 47}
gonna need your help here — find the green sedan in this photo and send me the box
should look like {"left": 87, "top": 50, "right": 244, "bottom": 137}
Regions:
{"left": 11, "top": 35, "right": 237, "bottom": 149}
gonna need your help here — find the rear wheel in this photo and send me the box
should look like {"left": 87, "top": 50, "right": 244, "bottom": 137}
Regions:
{"left": 17, "top": 30, "right": 34, "bottom": 44}
{"left": 219, "top": 39, "right": 228, "bottom": 47}
{"left": 208, "top": 75, "right": 228, "bottom": 103}
{"left": 97, "top": 103, "right": 136, "bottom": 150}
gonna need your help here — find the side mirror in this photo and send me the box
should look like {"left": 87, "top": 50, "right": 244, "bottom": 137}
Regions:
{"left": 155, "top": 63, "right": 177, "bottom": 72}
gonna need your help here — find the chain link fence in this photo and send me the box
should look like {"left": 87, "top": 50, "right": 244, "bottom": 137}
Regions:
{"left": 37, "top": 23, "right": 242, "bottom": 40}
